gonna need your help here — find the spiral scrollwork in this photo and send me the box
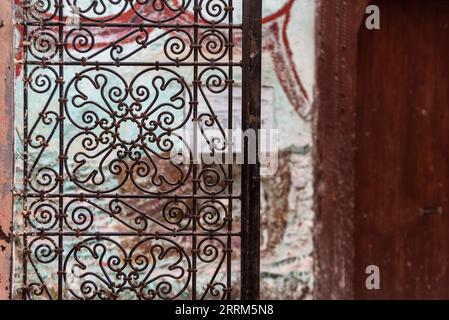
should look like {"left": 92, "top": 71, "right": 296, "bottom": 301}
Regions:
{"left": 63, "top": 237, "right": 191, "bottom": 300}
{"left": 198, "top": 165, "right": 228, "bottom": 195}
{"left": 199, "top": 30, "right": 229, "bottom": 62}
{"left": 65, "top": 0, "right": 191, "bottom": 23}
{"left": 64, "top": 28, "right": 95, "bottom": 61}
{"left": 163, "top": 30, "right": 194, "bottom": 63}
{"left": 19, "top": 0, "right": 242, "bottom": 301}
{"left": 197, "top": 237, "right": 229, "bottom": 300}
{"left": 198, "top": 0, "right": 229, "bottom": 24}
{"left": 28, "top": 28, "right": 58, "bottom": 61}
{"left": 162, "top": 200, "right": 192, "bottom": 231}
{"left": 64, "top": 200, "right": 95, "bottom": 232}
{"left": 29, "top": 237, "right": 59, "bottom": 265}
{"left": 197, "top": 200, "right": 228, "bottom": 232}
{"left": 64, "top": 67, "right": 193, "bottom": 195}
{"left": 131, "top": 0, "right": 192, "bottom": 23}
{"left": 27, "top": 200, "right": 59, "bottom": 231}
{"left": 66, "top": 0, "right": 129, "bottom": 22}
{"left": 23, "top": 0, "right": 58, "bottom": 22}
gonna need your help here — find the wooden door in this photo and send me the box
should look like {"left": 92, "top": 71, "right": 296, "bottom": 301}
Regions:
{"left": 355, "top": 0, "right": 449, "bottom": 299}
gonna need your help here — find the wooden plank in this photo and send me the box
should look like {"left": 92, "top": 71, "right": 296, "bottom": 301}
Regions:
{"left": 355, "top": 0, "right": 449, "bottom": 299}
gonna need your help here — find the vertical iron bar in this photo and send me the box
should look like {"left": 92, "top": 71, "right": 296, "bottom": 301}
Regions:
{"left": 241, "top": 0, "right": 262, "bottom": 300}
{"left": 57, "top": 0, "right": 64, "bottom": 300}
{"left": 227, "top": 0, "right": 234, "bottom": 301}
{"left": 22, "top": 3, "right": 29, "bottom": 301}
{"left": 192, "top": 0, "right": 199, "bottom": 301}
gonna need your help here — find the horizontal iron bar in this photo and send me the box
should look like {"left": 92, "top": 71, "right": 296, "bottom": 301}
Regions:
{"left": 23, "top": 21, "right": 243, "bottom": 29}
{"left": 23, "top": 61, "right": 243, "bottom": 67}
{"left": 17, "top": 231, "right": 242, "bottom": 237}
{"left": 24, "top": 193, "right": 242, "bottom": 200}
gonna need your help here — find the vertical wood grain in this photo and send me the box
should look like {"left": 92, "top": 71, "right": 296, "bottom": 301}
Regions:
{"left": 355, "top": 0, "right": 449, "bottom": 299}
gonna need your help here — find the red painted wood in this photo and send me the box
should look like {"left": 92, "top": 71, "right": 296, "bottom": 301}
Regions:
{"left": 355, "top": 0, "right": 449, "bottom": 299}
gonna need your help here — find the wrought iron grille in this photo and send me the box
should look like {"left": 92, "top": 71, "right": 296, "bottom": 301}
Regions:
{"left": 14, "top": 0, "right": 261, "bottom": 300}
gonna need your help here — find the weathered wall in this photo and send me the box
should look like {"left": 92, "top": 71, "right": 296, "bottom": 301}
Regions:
{"left": 259, "top": 0, "right": 315, "bottom": 300}
{"left": 0, "top": 1, "right": 14, "bottom": 300}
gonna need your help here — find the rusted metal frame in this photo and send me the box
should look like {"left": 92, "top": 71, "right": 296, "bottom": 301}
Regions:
{"left": 25, "top": 193, "right": 241, "bottom": 199}
{"left": 0, "top": 0, "right": 14, "bottom": 301}
{"left": 14, "top": 231, "right": 242, "bottom": 237}
{"left": 25, "top": 21, "right": 243, "bottom": 29}
{"left": 241, "top": 0, "right": 262, "bottom": 300}
{"left": 192, "top": 0, "right": 199, "bottom": 301}
{"left": 226, "top": 0, "right": 234, "bottom": 301}
{"left": 57, "top": 0, "right": 64, "bottom": 300}
{"left": 314, "top": 0, "right": 370, "bottom": 300}
{"left": 14, "top": 0, "right": 255, "bottom": 301}
{"left": 23, "top": 62, "right": 242, "bottom": 67}
{"left": 22, "top": 0, "right": 30, "bottom": 300}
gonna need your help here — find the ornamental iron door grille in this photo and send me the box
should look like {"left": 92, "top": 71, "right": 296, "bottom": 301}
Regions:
{"left": 13, "top": 0, "right": 261, "bottom": 300}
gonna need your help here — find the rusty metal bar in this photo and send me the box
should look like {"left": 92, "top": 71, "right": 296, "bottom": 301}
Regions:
{"left": 23, "top": 22, "right": 243, "bottom": 29}
{"left": 241, "top": 0, "right": 262, "bottom": 300}
{"left": 22, "top": 0, "right": 29, "bottom": 301}
{"left": 22, "top": 61, "right": 243, "bottom": 67}
{"left": 226, "top": 0, "right": 234, "bottom": 301}
{"left": 191, "top": 0, "right": 200, "bottom": 300}
{"left": 57, "top": 0, "right": 64, "bottom": 300}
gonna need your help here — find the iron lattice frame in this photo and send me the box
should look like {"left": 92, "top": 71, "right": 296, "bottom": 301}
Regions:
{"left": 15, "top": 0, "right": 261, "bottom": 300}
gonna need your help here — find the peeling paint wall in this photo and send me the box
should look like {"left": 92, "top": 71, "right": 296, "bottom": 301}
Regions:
{"left": 259, "top": 0, "right": 315, "bottom": 300}
{"left": 0, "top": 1, "right": 14, "bottom": 300}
